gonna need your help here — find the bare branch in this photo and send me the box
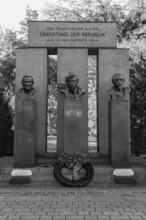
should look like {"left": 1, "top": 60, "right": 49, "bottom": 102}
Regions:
{"left": 135, "top": 32, "right": 146, "bottom": 39}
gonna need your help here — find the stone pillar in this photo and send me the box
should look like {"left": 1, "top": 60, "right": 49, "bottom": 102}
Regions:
{"left": 98, "top": 49, "right": 129, "bottom": 157}
{"left": 57, "top": 49, "right": 88, "bottom": 153}
{"left": 15, "top": 48, "right": 48, "bottom": 158}
{"left": 110, "top": 100, "right": 130, "bottom": 165}
{"left": 64, "top": 100, "right": 82, "bottom": 152}
{"left": 14, "top": 99, "right": 36, "bottom": 167}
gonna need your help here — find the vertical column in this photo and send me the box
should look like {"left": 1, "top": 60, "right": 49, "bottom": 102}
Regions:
{"left": 64, "top": 100, "right": 82, "bottom": 152}
{"left": 57, "top": 49, "right": 88, "bottom": 153}
{"left": 15, "top": 48, "right": 48, "bottom": 159}
{"left": 98, "top": 49, "right": 129, "bottom": 157}
{"left": 110, "top": 100, "right": 130, "bottom": 165}
{"left": 14, "top": 99, "right": 36, "bottom": 167}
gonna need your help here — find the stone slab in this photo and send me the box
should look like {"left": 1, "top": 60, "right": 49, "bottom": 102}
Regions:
{"left": 57, "top": 49, "right": 88, "bottom": 153}
{"left": 28, "top": 21, "right": 117, "bottom": 48}
{"left": 98, "top": 49, "right": 129, "bottom": 157}
{"left": 110, "top": 101, "right": 130, "bottom": 164}
{"left": 64, "top": 100, "right": 82, "bottom": 152}
{"left": 14, "top": 99, "right": 36, "bottom": 167}
{"left": 15, "top": 48, "right": 48, "bottom": 157}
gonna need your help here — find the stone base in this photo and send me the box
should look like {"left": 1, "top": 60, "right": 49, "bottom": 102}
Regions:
{"left": 112, "top": 162, "right": 131, "bottom": 168}
{"left": 113, "top": 175, "right": 136, "bottom": 184}
{"left": 0, "top": 157, "right": 146, "bottom": 186}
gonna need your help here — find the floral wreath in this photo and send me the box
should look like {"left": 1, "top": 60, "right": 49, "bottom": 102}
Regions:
{"left": 58, "top": 152, "right": 89, "bottom": 167}
{"left": 54, "top": 152, "right": 94, "bottom": 187}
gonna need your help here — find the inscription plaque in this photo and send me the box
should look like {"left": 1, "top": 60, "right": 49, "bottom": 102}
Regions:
{"left": 14, "top": 99, "right": 36, "bottom": 167}
{"left": 28, "top": 21, "right": 117, "bottom": 48}
{"left": 112, "top": 101, "right": 128, "bottom": 111}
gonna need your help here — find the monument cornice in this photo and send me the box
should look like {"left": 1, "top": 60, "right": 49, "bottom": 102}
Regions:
{"left": 28, "top": 20, "right": 117, "bottom": 23}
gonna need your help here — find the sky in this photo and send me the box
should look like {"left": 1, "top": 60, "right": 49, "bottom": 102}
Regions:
{"left": 0, "top": 0, "right": 53, "bottom": 30}
{"left": 0, "top": 0, "right": 131, "bottom": 30}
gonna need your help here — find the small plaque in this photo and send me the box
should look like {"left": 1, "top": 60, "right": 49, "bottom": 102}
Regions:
{"left": 112, "top": 101, "right": 128, "bottom": 111}
{"left": 28, "top": 21, "right": 117, "bottom": 48}
{"left": 65, "top": 102, "right": 82, "bottom": 118}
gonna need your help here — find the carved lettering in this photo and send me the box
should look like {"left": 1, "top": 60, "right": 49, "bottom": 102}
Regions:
{"left": 65, "top": 104, "right": 82, "bottom": 117}
{"left": 39, "top": 26, "right": 106, "bottom": 45}
{"left": 82, "top": 32, "right": 105, "bottom": 37}
{"left": 71, "top": 32, "right": 80, "bottom": 37}
{"left": 29, "top": 22, "right": 117, "bottom": 47}
{"left": 40, "top": 32, "right": 69, "bottom": 37}
{"left": 112, "top": 102, "right": 128, "bottom": 111}
{"left": 18, "top": 105, "right": 33, "bottom": 110}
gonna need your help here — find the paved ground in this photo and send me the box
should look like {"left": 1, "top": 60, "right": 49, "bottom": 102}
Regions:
{"left": 0, "top": 186, "right": 146, "bottom": 220}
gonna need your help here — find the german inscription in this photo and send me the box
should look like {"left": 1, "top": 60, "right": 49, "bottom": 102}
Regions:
{"left": 65, "top": 101, "right": 82, "bottom": 118}
{"left": 28, "top": 21, "right": 117, "bottom": 48}
{"left": 112, "top": 101, "right": 128, "bottom": 111}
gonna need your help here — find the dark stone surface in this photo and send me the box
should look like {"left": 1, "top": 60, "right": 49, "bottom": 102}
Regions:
{"left": 109, "top": 73, "right": 129, "bottom": 101}
{"left": 15, "top": 49, "right": 48, "bottom": 158}
{"left": 98, "top": 49, "right": 129, "bottom": 157}
{"left": 28, "top": 21, "right": 117, "bottom": 48}
{"left": 57, "top": 91, "right": 64, "bottom": 154}
{"left": 112, "top": 162, "right": 131, "bottom": 168}
{"left": 110, "top": 100, "right": 130, "bottom": 164}
{"left": 57, "top": 49, "right": 88, "bottom": 154}
{"left": 64, "top": 100, "right": 82, "bottom": 152}
{"left": 14, "top": 99, "right": 36, "bottom": 167}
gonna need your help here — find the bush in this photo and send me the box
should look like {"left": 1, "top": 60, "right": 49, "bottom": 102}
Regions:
{"left": 0, "top": 89, "right": 14, "bottom": 157}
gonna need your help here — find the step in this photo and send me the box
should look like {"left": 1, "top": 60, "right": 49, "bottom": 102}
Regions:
{"left": 0, "top": 165, "right": 145, "bottom": 186}
{"left": 0, "top": 156, "right": 146, "bottom": 186}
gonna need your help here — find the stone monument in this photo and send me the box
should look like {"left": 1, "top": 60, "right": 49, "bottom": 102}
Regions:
{"left": 14, "top": 75, "right": 36, "bottom": 167}
{"left": 109, "top": 73, "right": 130, "bottom": 166}
{"left": 14, "top": 21, "right": 130, "bottom": 167}
{"left": 58, "top": 72, "right": 86, "bottom": 152}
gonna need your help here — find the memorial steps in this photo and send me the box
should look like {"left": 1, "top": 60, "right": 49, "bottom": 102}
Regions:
{"left": 0, "top": 156, "right": 145, "bottom": 186}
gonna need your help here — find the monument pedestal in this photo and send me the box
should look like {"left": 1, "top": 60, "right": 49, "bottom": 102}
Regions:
{"left": 57, "top": 48, "right": 88, "bottom": 153}
{"left": 14, "top": 99, "right": 36, "bottom": 167}
{"left": 110, "top": 100, "right": 130, "bottom": 166}
{"left": 64, "top": 100, "right": 82, "bottom": 152}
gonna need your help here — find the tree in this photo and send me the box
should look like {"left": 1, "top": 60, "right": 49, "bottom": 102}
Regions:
{"left": 47, "top": 57, "right": 57, "bottom": 134}
{"left": 18, "top": 6, "right": 39, "bottom": 45}
{"left": 88, "top": 56, "right": 97, "bottom": 136}
{"left": 0, "top": 7, "right": 39, "bottom": 156}
{"left": 0, "top": 29, "right": 18, "bottom": 99}
{"left": 0, "top": 6, "right": 40, "bottom": 97}
{"left": 0, "top": 29, "right": 17, "bottom": 156}
{"left": 130, "top": 54, "right": 146, "bottom": 156}
{"left": 0, "top": 87, "right": 14, "bottom": 157}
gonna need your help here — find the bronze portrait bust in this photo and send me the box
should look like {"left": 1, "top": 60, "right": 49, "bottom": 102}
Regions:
{"left": 58, "top": 72, "right": 86, "bottom": 100}
{"left": 17, "top": 75, "right": 36, "bottom": 99}
{"left": 109, "top": 73, "right": 129, "bottom": 100}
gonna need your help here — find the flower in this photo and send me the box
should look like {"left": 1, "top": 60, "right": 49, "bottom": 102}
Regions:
{"left": 113, "top": 169, "right": 134, "bottom": 177}
{"left": 11, "top": 169, "right": 32, "bottom": 177}
{"left": 58, "top": 152, "right": 89, "bottom": 167}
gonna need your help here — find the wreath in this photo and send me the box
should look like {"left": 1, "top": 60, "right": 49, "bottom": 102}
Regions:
{"left": 54, "top": 152, "right": 94, "bottom": 187}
